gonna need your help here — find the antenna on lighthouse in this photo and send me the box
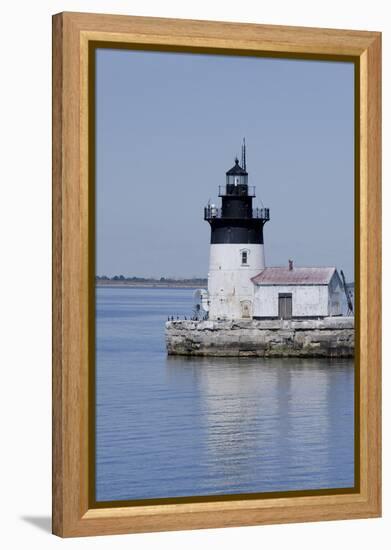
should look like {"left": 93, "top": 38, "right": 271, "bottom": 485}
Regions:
{"left": 241, "top": 137, "right": 246, "bottom": 171}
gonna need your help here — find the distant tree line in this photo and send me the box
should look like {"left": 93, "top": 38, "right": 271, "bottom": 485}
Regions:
{"left": 96, "top": 275, "right": 207, "bottom": 283}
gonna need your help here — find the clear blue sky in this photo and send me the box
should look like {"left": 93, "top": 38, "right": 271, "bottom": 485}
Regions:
{"left": 96, "top": 49, "right": 354, "bottom": 280}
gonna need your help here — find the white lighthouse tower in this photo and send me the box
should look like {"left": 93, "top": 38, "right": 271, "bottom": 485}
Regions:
{"left": 203, "top": 141, "right": 270, "bottom": 320}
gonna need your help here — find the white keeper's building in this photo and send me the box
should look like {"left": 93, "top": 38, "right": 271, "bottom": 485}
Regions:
{"left": 252, "top": 266, "right": 344, "bottom": 319}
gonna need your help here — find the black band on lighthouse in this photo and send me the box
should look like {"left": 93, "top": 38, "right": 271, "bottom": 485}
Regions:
{"left": 204, "top": 152, "right": 270, "bottom": 246}
{"left": 209, "top": 221, "right": 266, "bottom": 244}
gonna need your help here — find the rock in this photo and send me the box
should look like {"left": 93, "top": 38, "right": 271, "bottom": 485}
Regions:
{"left": 165, "top": 317, "right": 354, "bottom": 358}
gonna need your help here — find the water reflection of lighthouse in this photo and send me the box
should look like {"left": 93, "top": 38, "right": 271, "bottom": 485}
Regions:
{"left": 166, "top": 356, "right": 354, "bottom": 493}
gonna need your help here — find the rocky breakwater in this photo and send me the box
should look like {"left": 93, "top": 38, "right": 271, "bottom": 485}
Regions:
{"left": 165, "top": 317, "right": 354, "bottom": 358}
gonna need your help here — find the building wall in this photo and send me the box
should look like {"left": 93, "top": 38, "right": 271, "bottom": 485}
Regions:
{"left": 207, "top": 243, "right": 265, "bottom": 320}
{"left": 328, "top": 270, "right": 344, "bottom": 316}
{"left": 253, "top": 284, "right": 330, "bottom": 318}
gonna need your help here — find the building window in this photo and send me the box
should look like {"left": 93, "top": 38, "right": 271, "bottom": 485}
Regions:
{"left": 241, "top": 251, "right": 248, "bottom": 265}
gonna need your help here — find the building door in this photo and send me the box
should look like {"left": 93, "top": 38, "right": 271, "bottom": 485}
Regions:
{"left": 278, "top": 293, "right": 292, "bottom": 319}
{"left": 240, "top": 300, "right": 252, "bottom": 318}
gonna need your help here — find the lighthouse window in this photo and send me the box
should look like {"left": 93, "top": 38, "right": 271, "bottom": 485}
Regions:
{"left": 241, "top": 251, "right": 248, "bottom": 265}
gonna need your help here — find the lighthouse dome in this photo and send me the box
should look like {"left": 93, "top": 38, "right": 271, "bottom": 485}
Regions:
{"left": 226, "top": 158, "right": 248, "bottom": 176}
{"left": 226, "top": 158, "right": 248, "bottom": 186}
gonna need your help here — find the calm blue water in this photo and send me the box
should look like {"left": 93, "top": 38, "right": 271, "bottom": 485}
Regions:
{"left": 96, "top": 287, "right": 355, "bottom": 502}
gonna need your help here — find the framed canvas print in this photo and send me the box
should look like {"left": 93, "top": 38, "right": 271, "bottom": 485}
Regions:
{"left": 52, "top": 12, "right": 381, "bottom": 537}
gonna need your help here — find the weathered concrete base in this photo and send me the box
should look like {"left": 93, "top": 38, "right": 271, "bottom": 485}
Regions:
{"left": 166, "top": 317, "right": 354, "bottom": 358}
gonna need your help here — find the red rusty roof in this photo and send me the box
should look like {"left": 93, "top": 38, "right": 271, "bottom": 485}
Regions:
{"left": 251, "top": 267, "right": 338, "bottom": 285}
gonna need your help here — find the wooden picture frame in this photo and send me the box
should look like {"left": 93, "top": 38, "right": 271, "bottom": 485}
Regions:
{"left": 52, "top": 11, "right": 381, "bottom": 537}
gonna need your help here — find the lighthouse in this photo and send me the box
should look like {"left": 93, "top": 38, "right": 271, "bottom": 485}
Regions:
{"left": 167, "top": 141, "right": 350, "bottom": 356}
{"left": 203, "top": 140, "right": 270, "bottom": 320}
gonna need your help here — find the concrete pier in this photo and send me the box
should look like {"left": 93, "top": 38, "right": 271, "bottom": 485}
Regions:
{"left": 165, "top": 317, "right": 354, "bottom": 358}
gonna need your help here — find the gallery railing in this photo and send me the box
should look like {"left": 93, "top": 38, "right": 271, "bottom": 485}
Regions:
{"left": 204, "top": 206, "right": 270, "bottom": 221}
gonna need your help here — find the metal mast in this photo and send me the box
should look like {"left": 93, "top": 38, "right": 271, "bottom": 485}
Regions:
{"left": 241, "top": 137, "right": 246, "bottom": 171}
